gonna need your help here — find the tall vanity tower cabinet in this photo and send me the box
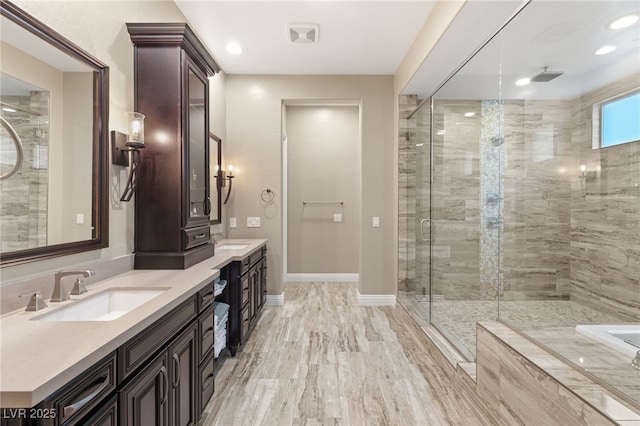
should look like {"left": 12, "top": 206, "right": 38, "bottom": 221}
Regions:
{"left": 127, "top": 23, "right": 220, "bottom": 269}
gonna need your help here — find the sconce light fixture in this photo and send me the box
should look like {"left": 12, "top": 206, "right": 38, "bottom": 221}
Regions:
{"left": 216, "top": 164, "right": 235, "bottom": 204}
{"left": 111, "top": 112, "right": 145, "bottom": 201}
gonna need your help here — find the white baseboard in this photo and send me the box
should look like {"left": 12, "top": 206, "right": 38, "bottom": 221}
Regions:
{"left": 357, "top": 292, "right": 396, "bottom": 306}
{"left": 265, "top": 294, "right": 284, "bottom": 306}
{"left": 285, "top": 273, "right": 359, "bottom": 282}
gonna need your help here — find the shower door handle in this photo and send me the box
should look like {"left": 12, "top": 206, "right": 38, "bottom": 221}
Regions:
{"left": 420, "top": 218, "right": 430, "bottom": 241}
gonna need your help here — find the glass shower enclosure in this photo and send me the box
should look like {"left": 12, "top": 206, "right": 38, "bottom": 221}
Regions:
{"left": 399, "top": 0, "right": 640, "bottom": 404}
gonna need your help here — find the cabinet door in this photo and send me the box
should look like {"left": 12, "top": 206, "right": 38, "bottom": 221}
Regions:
{"left": 119, "top": 352, "right": 169, "bottom": 426}
{"left": 259, "top": 257, "right": 267, "bottom": 310}
{"left": 251, "top": 268, "right": 259, "bottom": 321}
{"left": 185, "top": 57, "right": 210, "bottom": 228}
{"left": 169, "top": 322, "right": 198, "bottom": 426}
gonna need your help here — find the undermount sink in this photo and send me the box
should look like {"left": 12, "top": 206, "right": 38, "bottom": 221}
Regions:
{"left": 216, "top": 243, "right": 249, "bottom": 250}
{"left": 33, "top": 288, "right": 169, "bottom": 322}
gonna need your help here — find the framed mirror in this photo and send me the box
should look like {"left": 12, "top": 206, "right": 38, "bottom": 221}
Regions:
{"left": 209, "top": 132, "right": 222, "bottom": 225}
{"left": 0, "top": 1, "right": 109, "bottom": 266}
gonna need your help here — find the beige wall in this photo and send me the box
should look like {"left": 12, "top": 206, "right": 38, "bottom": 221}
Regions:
{"left": 286, "top": 105, "right": 360, "bottom": 274}
{"left": 2, "top": 1, "right": 195, "bottom": 282}
{"left": 61, "top": 72, "right": 94, "bottom": 243}
{"left": 225, "top": 75, "right": 395, "bottom": 296}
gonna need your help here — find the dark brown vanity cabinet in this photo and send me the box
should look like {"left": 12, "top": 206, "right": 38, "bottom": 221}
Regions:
{"left": 127, "top": 23, "right": 220, "bottom": 270}
{"left": 2, "top": 280, "right": 216, "bottom": 426}
{"left": 119, "top": 350, "right": 170, "bottom": 426}
{"left": 225, "top": 245, "right": 267, "bottom": 354}
{"left": 119, "top": 311, "right": 198, "bottom": 426}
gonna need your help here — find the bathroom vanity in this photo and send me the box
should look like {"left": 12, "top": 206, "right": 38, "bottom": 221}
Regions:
{"left": 0, "top": 240, "right": 267, "bottom": 426}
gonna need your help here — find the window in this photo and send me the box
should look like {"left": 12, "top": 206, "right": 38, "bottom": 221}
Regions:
{"left": 599, "top": 91, "right": 640, "bottom": 148}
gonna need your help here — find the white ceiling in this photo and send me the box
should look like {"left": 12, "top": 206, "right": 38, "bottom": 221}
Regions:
{"left": 175, "top": 0, "right": 640, "bottom": 101}
{"left": 174, "top": 0, "right": 437, "bottom": 75}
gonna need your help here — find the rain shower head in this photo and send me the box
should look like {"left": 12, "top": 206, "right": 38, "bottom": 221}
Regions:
{"left": 530, "top": 67, "right": 564, "bottom": 82}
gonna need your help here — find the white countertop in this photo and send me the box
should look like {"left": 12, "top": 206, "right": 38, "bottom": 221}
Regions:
{"left": 0, "top": 239, "right": 266, "bottom": 408}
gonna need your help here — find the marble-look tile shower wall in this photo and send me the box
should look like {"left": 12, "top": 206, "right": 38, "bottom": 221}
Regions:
{"left": 399, "top": 75, "right": 638, "bottom": 316}
{"left": 569, "top": 73, "right": 640, "bottom": 321}
{"left": 502, "top": 99, "right": 573, "bottom": 301}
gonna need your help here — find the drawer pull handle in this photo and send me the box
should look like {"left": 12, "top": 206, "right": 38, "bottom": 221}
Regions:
{"left": 160, "top": 366, "right": 169, "bottom": 406}
{"left": 203, "top": 373, "right": 215, "bottom": 391}
{"left": 203, "top": 328, "right": 214, "bottom": 340}
{"left": 201, "top": 291, "right": 214, "bottom": 304}
{"left": 194, "top": 233, "right": 206, "bottom": 239}
{"left": 172, "top": 353, "right": 181, "bottom": 388}
{"left": 63, "top": 375, "right": 110, "bottom": 417}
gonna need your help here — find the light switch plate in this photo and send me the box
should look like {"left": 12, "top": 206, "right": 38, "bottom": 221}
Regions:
{"left": 247, "top": 217, "right": 261, "bottom": 228}
{"left": 76, "top": 213, "right": 84, "bottom": 224}
{"left": 372, "top": 216, "right": 380, "bottom": 227}
{"left": 333, "top": 213, "right": 342, "bottom": 222}
{"left": 230, "top": 217, "right": 237, "bottom": 228}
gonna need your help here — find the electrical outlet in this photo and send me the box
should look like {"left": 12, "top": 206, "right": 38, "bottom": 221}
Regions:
{"left": 333, "top": 213, "right": 342, "bottom": 222}
{"left": 76, "top": 214, "right": 84, "bottom": 225}
{"left": 372, "top": 216, "right": 380, "bottom": 227}
{"left": 230, "top": 217, "right": 237, "bottom": 228}
{"left": 247, "top": 217, "right": 261, "bottom": 228}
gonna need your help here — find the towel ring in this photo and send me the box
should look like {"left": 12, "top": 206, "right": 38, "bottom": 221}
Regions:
{"left": 261, "top": 188, "right": 274, "bottom": 203}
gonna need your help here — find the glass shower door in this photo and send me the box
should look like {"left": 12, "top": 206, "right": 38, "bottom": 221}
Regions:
{"left": 429, "top": 35, "right": 502, "bottom": 360}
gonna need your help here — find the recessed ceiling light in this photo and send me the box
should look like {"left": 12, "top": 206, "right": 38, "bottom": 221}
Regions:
{"left": 2, "top": 107, "right": 16, "bottom": 112}
{"left": 464, "top": 112, "right": 475, "bottom": 118}
{"left": 225, "top": 42, "right": 243, "bottom": 55}
{"left": 515, "top": 78, "right": 531, "bottom": 86}
{"left": 595, "top": 45, "right": 617, "bottom": 55}
{"left": 608, "top": 13, "right": 639, "bottom": 30}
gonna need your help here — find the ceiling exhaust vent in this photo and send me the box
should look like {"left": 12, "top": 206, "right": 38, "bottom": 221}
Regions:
{"left": 287, "top": 23, "right": 319, "bottom": 44}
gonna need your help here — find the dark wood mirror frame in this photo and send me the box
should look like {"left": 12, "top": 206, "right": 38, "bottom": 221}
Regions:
{"left": 0, "top": 0, "right": 109, "bottom": 266}
{"left": 210, "top": 132, "right": 222, "bottom": 225}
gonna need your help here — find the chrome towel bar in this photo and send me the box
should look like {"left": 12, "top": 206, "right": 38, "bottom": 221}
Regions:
{"left": 302, "top": 201, "right": 344, "bottom": 206}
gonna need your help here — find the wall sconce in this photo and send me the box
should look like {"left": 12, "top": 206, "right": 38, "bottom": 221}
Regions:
{"left": 216, "top": 164, "right": 235, "bottom": 204}
{"left": 111, "top": 112, "right": 145, "bottom": 201}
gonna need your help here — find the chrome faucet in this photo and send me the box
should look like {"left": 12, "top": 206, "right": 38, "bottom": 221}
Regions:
{"left": 51, "top": 270, "right": 95, "bottom": 302}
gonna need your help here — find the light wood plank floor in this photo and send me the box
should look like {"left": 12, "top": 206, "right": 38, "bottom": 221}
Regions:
{"left": 200, "top": 282, "right": 485, "bottom": 426}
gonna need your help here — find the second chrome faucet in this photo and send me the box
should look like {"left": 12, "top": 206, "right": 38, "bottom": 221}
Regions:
{"left": 51, "top": 270, "right": 95, "bottom": 302}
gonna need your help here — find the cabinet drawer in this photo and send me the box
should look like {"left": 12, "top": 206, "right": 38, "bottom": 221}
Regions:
{"left": 199, "top": 305, "right": 215, "bottom": 360}
{"left": 240, "top": 305, "right": 250, "bottom": 343}
{"left": 40, "top": 352, "right": 116, "bottom": 426}
{"left": 199, "top": 351, "right": 215, "bottom": 415}
{"left": 240, "top": 274, "right": 250, "bottom": 307}
{"left": 240, "top": 246, "right": 265, "bottom": 275}
{"left": 248, "top": 247, "right": 265, "bottom": 269}
{"left": 183, "top": 226, "right": 210, "bottom": 250}
{"left": 77, "top": 394, "right": 117, "bottom": 426}
{"left": 198, "top": 280, "right": 215, "bottom": 313}
{"left": 118, "top": 295, "right": 198, "bottom": 382}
